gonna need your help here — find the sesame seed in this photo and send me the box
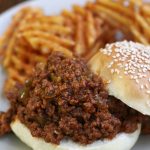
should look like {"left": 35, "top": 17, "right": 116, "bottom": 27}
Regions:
{"left": 147, "top": 91, "right": 150, "bottom": 94}
{"left": 124, "top": 71, "right": 128, "bottom": 75}
{"left": 114, "top": 69, "right": 120, "bottom": 74}
{"left": 119, "top": 76, "right": 123, "bottom": 79}
{"left": 111, "top": 69, "right": 114, "bottom": 74}
{"left": 133, "top": 76, "right": 137, "bottom": 79}
{"left": 143, "top": 68, "right": 147, "bottom": 73}
{"left": 135, "top": 79, "right": 139, "bottom": 83}
{"left": 116, "top": 53, "right": 120, "bottom": 57}
{"left": 140, "top": 85, "right": 144, "bottom": 89}
{"left": 145, "top": 84, "right": 149, "bottom": 89}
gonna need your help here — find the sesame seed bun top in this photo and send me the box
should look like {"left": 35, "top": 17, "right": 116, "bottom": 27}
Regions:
{"left": 88, "top": 41, "right": 150, "bottom": 115}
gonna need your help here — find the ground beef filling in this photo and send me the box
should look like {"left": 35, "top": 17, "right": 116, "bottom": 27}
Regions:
{"left": 0, "top": 110, "right": 12, "bottom": 136}
{"left": 141, "top": 117, "right": 150, "bottom": 134}
{"left": 2, "top": 52, "right": 140, "bottom": 144}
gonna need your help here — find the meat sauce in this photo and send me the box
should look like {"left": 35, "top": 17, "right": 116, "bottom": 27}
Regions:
{"left": 0, "top": 52, "right": 146, "bottom": 145}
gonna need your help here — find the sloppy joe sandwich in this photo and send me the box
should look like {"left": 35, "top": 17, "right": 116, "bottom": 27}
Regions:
{"left": 5, "top": 52, "right": 141, "bottom": 150}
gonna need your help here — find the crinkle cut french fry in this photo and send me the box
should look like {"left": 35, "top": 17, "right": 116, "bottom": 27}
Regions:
{"left": 19, "top": 23, "right": 72, "bottom": 35}
{"left": 146, "top": 18, "right": 150, "bottom": 25}
{"left": 97, "top": 13, "right": 120, "bottom": 28}
{"left": 135, "top": 13, "right": 150, "bottom": 38}
{"left": 4, "top": 78, "right": 16, "bottom": 93}
{"left": 85, "top": 11, "right": 97, "bottom": 48}
{"left": 7, "top": 68, "right": 26, "bottom": 83}
{"left": 11, "top": 55, "right": 33, "bottom": 75}
{"left": 113, "top": 0, "right": 125, "bottom": 5}
{"left": 85, "top": 40, "right": 103, "bottom": 61}
{"left": 94, "top": 17, "right": 104, "bottom": 38}
{"left": 96, "top": 0, "right": 133, "bottom": 18}
{"left": 130, "top": 26, "right": 149, "bottom": 45}
{"left": 21, "top": 31, "right": 75, "bottom": 48}
{"left": 141, "top": 4, "right": 150, "bottom": 17}
{"left": 0, "top": 37, "right": 4, "bottom": 56}
{"left": 62, "top": 10, "right": 76, "bottom": 21}
{"left": 87, "top": 3, "right": 132, "bottom": 26}
{"left": 75, "top": 14, "right": 86, "bottom": 56}
{"left": 64, "top": 17, "right": 75, "bottom": 35}
{"left": 15, "top": 45, "right": 46, "bottom": 63}
{"left": 129, "top": 0, "right": 143, "bottom": 7}
{"left": 37, "top": 16, "right": 65, "bottom": 25}
{"left": 27, "top": 37, "right": 73, "bottom": 57}
{"left": 73, "top": 5, "right": 86, "bottom": 16}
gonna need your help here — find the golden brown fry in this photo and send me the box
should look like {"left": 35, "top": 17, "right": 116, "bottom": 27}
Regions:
{"left": 135, "top": 13, "right": 150, "bottom": 38}
{"left": 37, "top": 16, "right": 65, "bottom": 25}
{"left": 141, "top": 4, "right": 150, "bottom": 16}
{"left": 19, "top": 23, "right": 72, "bottom": 35}
{"left": 129, "top": 0, "right": 143, "bottom": 7}
{"left": 4, "top": 78, "right": 16, "bottom": 93}
{"left": 85, "top": 11, "right": 97, "bottom": 48}
{"left": 0, "top": 37, "right": 4, "bottom": 56}
{"left": 130, "top": 26, "right": 149, "bottom": 45}
{"left": 21, "top": 31, "right": 75, "bottom": 47}
{"left": 87, "top": 3, "right": 132, "bottom": 26}
{"left": 15, "top": 46, "right": 46, "bottom": 63}
{"left": 114, "top": 0, "right": 124, "bottom": 5}
{"left": 85, "top": 40, "right": 103, "bottom": 61}
{"left": 75, "top": 14, "right": 86, "bottom": 56}
{"left": 94, "top": 17, "right": 103, "bottom": 38}
{"left": 97, "top": 13, "right": 119, "bottom": 28}
{"left": 64, "top": 17, "right": 75, "bottom": 36}
{"left": 73, "top": 5, "right": 86, "bottom": 16}
{"left": 27, "top": 37, "right": 73, "bottom": 57}
{"left": 8, "top": 68, "right": 26, "bottom": 83}
{"left": 146, "top": 18, "right": 150, "bottom": 25}
{"left": 6, "top": 8, "right": 38, "bottom": 36}
{"left": 62, "top": 10, "right": 76, "bottom": 20}
{"left": 11, "top": 55, "right": 33, "bottom": 75}
{"left": 96, "top": 0, "right": 133, "bottom": 18}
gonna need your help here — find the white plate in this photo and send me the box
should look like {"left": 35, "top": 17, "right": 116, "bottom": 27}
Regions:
{"left": 0, "top": 0, "right": 150, "bottom": 149}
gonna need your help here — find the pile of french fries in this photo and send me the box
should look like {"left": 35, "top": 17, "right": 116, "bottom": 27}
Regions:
{"left": 0, "top": 0, "right": 150, "bottom": 93}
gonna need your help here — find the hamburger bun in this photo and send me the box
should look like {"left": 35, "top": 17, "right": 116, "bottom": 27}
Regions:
{"left": 11, "top": 119, "right": 141, "bottom": 150}
{"left": 88, "top": 41, "right": 150, "bottom": 115}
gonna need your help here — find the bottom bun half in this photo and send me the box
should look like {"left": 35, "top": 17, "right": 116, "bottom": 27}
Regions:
{"left": 11, "top": 119, "right": 141, "bottom": 150}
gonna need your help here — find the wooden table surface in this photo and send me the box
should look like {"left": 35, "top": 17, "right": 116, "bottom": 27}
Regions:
{"left": 0, "top": 0, "right": 26, "bottom": 13}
